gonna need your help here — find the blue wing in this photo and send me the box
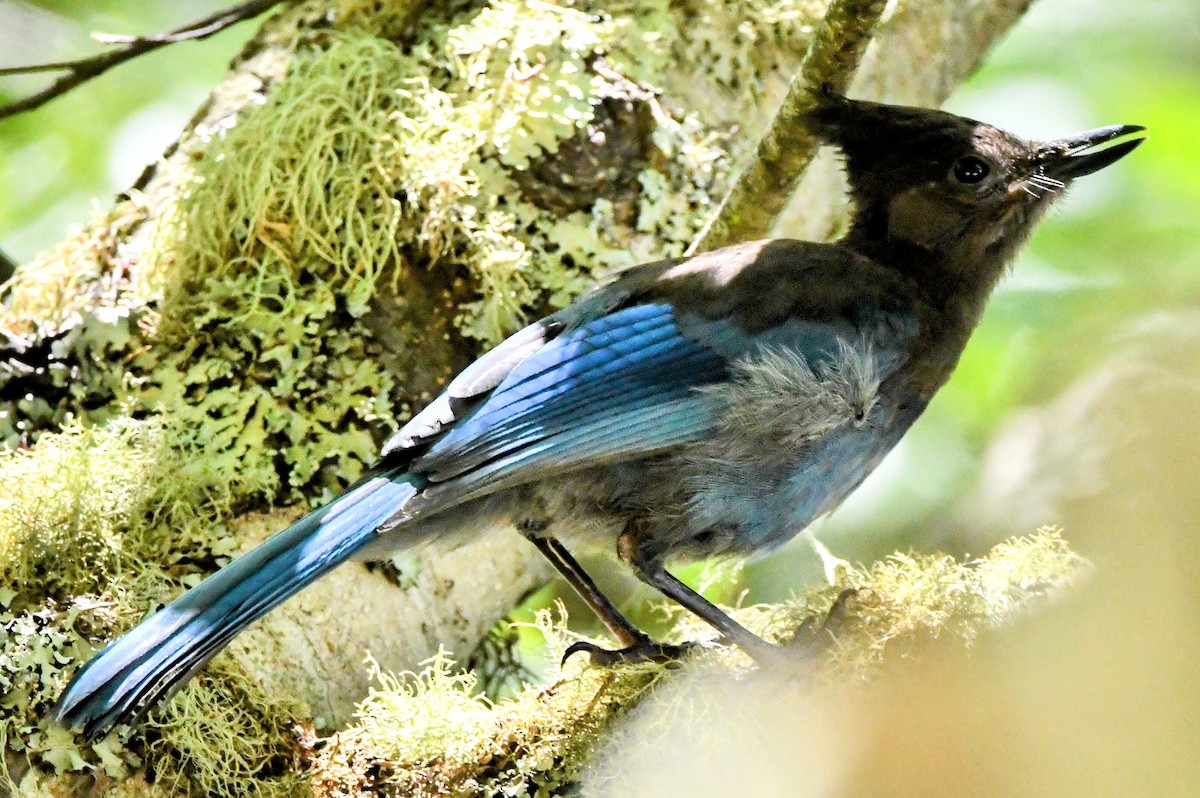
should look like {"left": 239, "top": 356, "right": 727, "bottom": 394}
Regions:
{"left": 376, "top": 238, "right": 925, "bottom": 517}
{"left": 384, "top": 305, "right": 912, "bottom": 515}
{"left": 409, "top": 302, "right": 736, "bottom": 506}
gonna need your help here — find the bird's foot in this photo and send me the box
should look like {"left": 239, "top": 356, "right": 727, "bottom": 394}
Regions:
{"left": 791, "top": 587, "right": 857, "bottom": 656}
{"left": 562, "top": 636, "right": 695, "bottom": 667}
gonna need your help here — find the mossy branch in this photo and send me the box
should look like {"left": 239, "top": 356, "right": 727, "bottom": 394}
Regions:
{"left": 690, "top": 0, "right": 887, "bottom": 253}
{"left": 307, "top": 531, "right": 1086, "bottom": 797}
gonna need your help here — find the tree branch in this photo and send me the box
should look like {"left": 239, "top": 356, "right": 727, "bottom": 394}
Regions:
{"left": 0, "top": 0, "right": 290, "bottom": 121}
{"left": 689, "top": 0, "right": 888, "bottom": 254}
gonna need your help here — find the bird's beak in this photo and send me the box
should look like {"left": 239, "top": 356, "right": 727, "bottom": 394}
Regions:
{"left": 1040, "top": 124, "right": 1147, "bottom": 181}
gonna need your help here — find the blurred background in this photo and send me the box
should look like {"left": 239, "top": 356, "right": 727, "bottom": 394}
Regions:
{"left": 3, "top": 0, "right": 1199, "bottom": 795}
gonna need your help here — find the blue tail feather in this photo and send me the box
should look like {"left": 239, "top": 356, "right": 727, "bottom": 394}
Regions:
{"left": 53, "top": 468, "right": 423, "bottom": 740}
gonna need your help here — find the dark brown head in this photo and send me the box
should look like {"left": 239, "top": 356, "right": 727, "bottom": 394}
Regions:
{"left": 807, "top": 90, "right": 1145, "bottom": 302}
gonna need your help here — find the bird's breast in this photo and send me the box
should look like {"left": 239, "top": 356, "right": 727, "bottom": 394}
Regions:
{"left": 681, "top": 351, "right": 904, "bottom": 551}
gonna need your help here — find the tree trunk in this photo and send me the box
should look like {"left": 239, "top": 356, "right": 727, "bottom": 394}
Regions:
{"left": 0, "top": 0, "right": 1035, "bottom": 794}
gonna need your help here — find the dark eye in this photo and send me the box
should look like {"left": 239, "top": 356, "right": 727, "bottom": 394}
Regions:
{"left": 952, "top": 156, "right": 991, "bottom": 184}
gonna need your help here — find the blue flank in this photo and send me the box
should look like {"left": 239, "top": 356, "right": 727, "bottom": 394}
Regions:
{"left": 53, "top": 469, "right": 423, "bottom": 739}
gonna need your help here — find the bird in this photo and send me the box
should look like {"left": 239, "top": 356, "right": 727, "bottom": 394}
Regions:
{"left": 53, "top": 90, "right": 1145, "bottom": 740}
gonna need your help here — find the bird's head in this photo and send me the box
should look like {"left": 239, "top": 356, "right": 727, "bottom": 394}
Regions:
{"left": 807, "top": 90, "right": 1145, "bottom": 296}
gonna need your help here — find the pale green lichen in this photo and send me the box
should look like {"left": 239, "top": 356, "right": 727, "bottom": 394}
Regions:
{"left": 309, "top": 628, "right": 667, "bottom": 798}
{"left": 0, "top": 420, "right": 171, "bottom": 787}
{"left": 140, "top": 656, "right": 310, "bottom": 798}
{"left": 448, "top": 1, "right": 613, "bottom": 169}
{"left": 665, "top": 0, "right": 816, "bottom": 89}
{"left": 0, "top": 194, "right": 174, "bottom": 449}
{"left": 719, "top": 528, "right": 1088, "bottom": 676}
{"left": 0, "top": 417, "right": 189, "bottom": 598}
{"left": 0, "top": 197, "right": 160, "bottom": 342}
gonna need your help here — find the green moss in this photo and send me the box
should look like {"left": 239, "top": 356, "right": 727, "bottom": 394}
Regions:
{"left": 2, "top": 417, "right": 170, "bottom": 598}
{"left": 0, "top": 418, "right": 310, "bottom": 796}
{"left": 309, "top": 632, "right": 666, "bottom": 797}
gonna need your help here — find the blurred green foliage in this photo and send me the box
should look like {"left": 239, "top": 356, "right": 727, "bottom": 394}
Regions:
{"left": 0, "top": 1, "right": 253, "bottom": 261}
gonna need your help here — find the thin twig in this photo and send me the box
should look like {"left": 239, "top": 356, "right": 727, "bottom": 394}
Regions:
{"left": 0, "top": 0, "right": 290, "bottom": 121}
{"left": 688, "top": 0, "right": 888, "bottom": 254}
{"left": 0, "top": 61, "right": 88, "bottom": 75}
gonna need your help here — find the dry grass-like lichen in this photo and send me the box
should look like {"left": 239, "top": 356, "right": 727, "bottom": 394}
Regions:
{"left": 307, "top": 624, "right": 670, "bottom": 797}
{"left": 306, "top": 530, "right": 1085, "bottom": 796}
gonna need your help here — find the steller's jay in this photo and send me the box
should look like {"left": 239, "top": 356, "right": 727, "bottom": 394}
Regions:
{"left": 54, "top": 91, "right": 1144, "bottom": 740}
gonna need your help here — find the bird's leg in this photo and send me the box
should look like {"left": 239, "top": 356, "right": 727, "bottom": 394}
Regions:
{"left": 521, "top": 530, "right": 688, "bottom": 665}
{"left": 618, "top": 526, "right": 786, "bottom": 665}
{"left": 523, "top": 532, "right": 641, "bottom": 645}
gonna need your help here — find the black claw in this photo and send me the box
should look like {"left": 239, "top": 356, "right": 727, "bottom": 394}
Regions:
{"left": 825, "top": 587, "right": 858, "bottom": 626}
{"left": 562, "top": 638, "right": 695, "bottom": 667}
{"left": 793, "top": 587, "right": 858, "bottom": 656}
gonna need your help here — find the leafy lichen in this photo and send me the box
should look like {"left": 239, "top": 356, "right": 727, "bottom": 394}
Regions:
{"left": 0, "top": 0, "right": 820, "bottom": 496}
